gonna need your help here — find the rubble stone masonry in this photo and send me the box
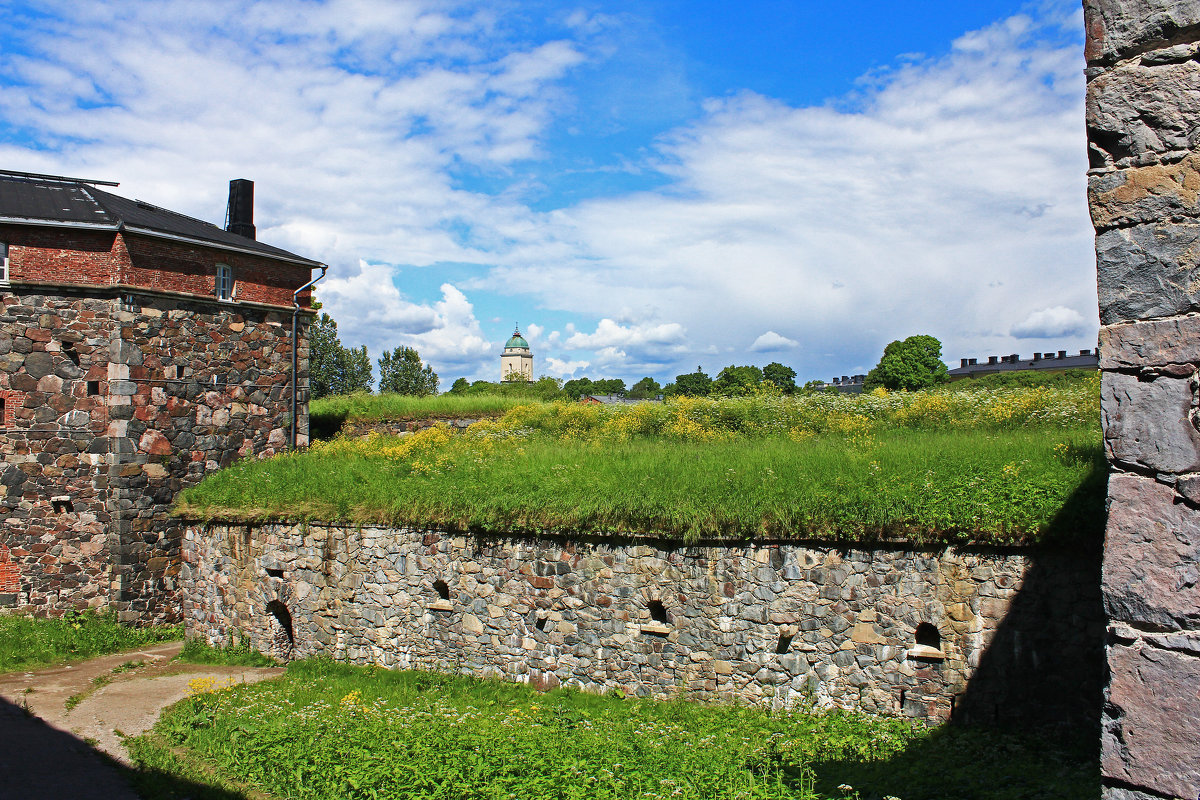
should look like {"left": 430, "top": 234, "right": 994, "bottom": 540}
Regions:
{"left": 183, "top": 522, "right": 1103, "bottom": 729}
{"left": 1086, "top": 1, "right": 1200, "bottom": 797}
{"left": 0, "top": 284, "right": 309, "bottom": 623}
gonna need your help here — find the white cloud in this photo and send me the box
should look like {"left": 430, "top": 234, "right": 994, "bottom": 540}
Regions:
{"left": 319, "top": 263, "right": 494, "bottom": 378}
{"left": 0, "top": 2, "right": 1099, "bottom": 383}
{"left": 544, "top": 357, "right": 590, "bottom": 377}
{"left": 749, "top": 331, "right": 798, "bottom": 352}
{"left": 1010, "top": 306, "right": 1087, "bottom": 339}
{"left": 468, "top": 8, "right": 1097, "bottom": 380}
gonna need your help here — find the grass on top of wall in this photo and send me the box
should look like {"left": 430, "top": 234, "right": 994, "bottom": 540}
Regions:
{"left": 126, "top": 658, "right": 1098, "bottom": 800}
{"left": 310, "top": 392, "right": 538, "bottom": 439}
{"left": 0, "top": 611, "right": 182, "bottom": 673}
{"left": 175, "top": 427, "right": 1104, "bottom": 546}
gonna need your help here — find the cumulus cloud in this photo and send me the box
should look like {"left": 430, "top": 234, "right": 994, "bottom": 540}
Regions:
{"left": 749, "top": 331, "right": 799, "bottom": 352}
{"left": 544, "top": 357, "right": 590, "bottom": 377}
{"left": 319, "top": 263, "right": 493, "bottom": 377}
{"left": 1010, "top": 306, "right": 1087, "bottom": 339}
{"left": 475, "top": 8, "right": 1098, "bottom": 379}
{"left": 0, "top": 2, "right": 1100, "bottom": 382}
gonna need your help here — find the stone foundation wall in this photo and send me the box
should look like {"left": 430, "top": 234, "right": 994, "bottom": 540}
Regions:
{"left": 0, "top": 286, "right": 309, "bottom": 622}
{"left": 183, "top": 522, "right": 1102, "bottom": 728}
{"left": 1086, "top": 2, "right": 1200, "bottom": 797}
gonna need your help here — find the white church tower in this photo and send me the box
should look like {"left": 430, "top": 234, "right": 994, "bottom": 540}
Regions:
{"left": 500, "top": 324, "right": 533, "bottom": 382}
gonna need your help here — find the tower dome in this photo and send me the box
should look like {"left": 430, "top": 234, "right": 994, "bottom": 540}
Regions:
{"left": 500, "top": 324, "right": 533, "bottom": 382}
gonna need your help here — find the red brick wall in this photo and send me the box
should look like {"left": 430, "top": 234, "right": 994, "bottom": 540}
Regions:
{"left": 2, "top": 226, "right": 124, "bottom": 285}
{"left": 0, "top": 546, "right": 17, "bottom": 594}
{"left": 121, "top": 234, "right": 312, "bottom": 307}
{"left": 0, "top": 389, "right": 20, "bottom": 427}
{"left": 1, "top": 224, "right": 314, "bottom": 308}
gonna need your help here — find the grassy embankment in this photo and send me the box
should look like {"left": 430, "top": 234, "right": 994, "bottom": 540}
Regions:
{"left": 179, "top": 376, "right": 1103, "bottom": 546}
{"left": 0, "top": 611, "right": 181, "bottom": 673}
{"left": 127, "top": 658, "right": 1097, "bottom": 800}
{"left": 309, "top": 392, "right": 534, "bottom": 438}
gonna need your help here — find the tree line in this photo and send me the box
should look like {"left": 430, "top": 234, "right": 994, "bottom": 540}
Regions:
{"left": 311, "top": 308, "right": 950, "bottom": 401}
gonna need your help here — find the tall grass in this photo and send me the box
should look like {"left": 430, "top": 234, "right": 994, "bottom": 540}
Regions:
{"left": 310, "top": 392, "right": 538, "bottom": 439}
{"left": 0, "top": 611, "right": 182, "bottom": 672}
{"left": 131, "top": 658, "right": 1097, "bottom": 800}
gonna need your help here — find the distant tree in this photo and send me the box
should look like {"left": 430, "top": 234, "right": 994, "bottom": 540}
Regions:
{"left": 762, "top": 362, "right": 797, "bottom": 394}
{"left": 531, "top": 375, "right": 564, "bottom": 399}
{"left": 309, "top": 312, "right": 373, "bottom": 399}
{"left": 563, "top": 378, "right": 594, "bottom": 399}
{"left": 799, "top": 379, "right": 828, "bottom": 395}
{"left": 628, "top": 376, "right": 662, "bottom": 399}
{"left": 863, "top": 335, "right": 949, "bottom": 391}
{"left": 377, "top": 346, "right": 439, "bottom": 396}
{"left": 671, "top": 367, "right": 712, "bottom": 397}
{"left": 448, "top": 377, "right": 470, "bottom": 394}
{"left": 592, "top": 378, "right": 626, "bottom": 396}
{"left": 712, "top": 364, "right": 764, "bottom": 396}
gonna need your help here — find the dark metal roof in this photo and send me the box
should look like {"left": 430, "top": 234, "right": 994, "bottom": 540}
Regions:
{"left": 0, "top": 171, "right": 321, "bottom": 267}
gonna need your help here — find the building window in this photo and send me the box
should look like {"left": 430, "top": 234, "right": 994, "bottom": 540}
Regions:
{"left": 216, "top": 264, "right": 234, "bottom": 301}
{"left": 0, "top": 242, "right": 9, "bottom": 282}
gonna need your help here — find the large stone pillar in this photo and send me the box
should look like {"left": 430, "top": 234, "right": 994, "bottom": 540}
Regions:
{"left": 1086, "top": 2, "right": 1200, "bottom": 798}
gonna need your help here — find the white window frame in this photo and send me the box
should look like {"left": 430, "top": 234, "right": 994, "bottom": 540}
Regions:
{"left": 0, "top": 242, "right": 9, "bottom": 283}
{"left": 215, "top": 263, "right": 234, "bottom": 301}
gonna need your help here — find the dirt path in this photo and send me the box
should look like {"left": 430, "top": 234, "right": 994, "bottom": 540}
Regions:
{"left": 0, "top": 641, "right": 284, "bottom": 799}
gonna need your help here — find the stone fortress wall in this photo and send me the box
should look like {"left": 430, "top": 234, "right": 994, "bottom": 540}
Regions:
{"left": 0, "top": 284, "right": 307, "bottom": 623}
{"left": 183, "top": 522, "right": 1102, "bottom": 728}
{"left": 1085, "top": 2, "right": 1200, "bottom": 798}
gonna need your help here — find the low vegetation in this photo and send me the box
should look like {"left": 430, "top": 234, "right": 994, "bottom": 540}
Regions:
{"left": 178, "top": 635, "right": 279, "bottom": 667}
{"left": 128, "top": 658, "right": 1097, "bottom": 800}
{"left": 181, "top": 378, "right": 1103, "bottom": 546}
{"left": 0, "top": 611, "right": 181, "bottom": 673}
{"left": 310, "top": 391, "right": 533, "bottom": 432}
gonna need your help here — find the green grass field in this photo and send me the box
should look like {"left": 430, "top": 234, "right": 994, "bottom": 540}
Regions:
{"left": 176, "top": 428, "right": 1103, "bottom": 545}
{"left": 127, "top": 658, "right": 1097, "bottom": 800}
{"left": 0, "top": 611, "right": 182, "bottom": 673}
{"left": 185, "top": 379, "right": 1104, "bottom": 545}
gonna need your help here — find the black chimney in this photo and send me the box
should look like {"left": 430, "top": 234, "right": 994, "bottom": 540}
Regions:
{"left": 226, "top": 179, "right": 255, "bottom": 240}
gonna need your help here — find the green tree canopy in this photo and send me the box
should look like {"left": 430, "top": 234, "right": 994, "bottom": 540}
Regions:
{"left": 863, "top": 335, "right": 949, "bottom": 391}
{"left": 712, "top": 364, "right": 764, "bottom": 396}
{"left": 448, "top": 377, "right": 470, "bottom": 394}
{"left": 628, "top": 376, "right": 662, "bottom": 400}
{"left": 670, "top": 367, "right": 712, "bottom": 397}
{"left": 378, "top": 346, "right": 439, "bottom": 396}
{"left": 762, "top": 362, "right": 797, "bottom": 394}
{"left": 309, "top": 312, "right": 373, "bottom": 399}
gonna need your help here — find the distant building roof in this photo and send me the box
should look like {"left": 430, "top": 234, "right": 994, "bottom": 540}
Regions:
{"left": 504, "top": 325, "right": 529, "bottom": 350}
{"left": 947, "top": 349, "right": 1098, "bottom": 378}
{"left": 0, "top": 169, "right": 321, "bottom": 267}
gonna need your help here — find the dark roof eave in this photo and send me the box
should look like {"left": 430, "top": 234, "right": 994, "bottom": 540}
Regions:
{"left": 0, "top": 214, "right": 323, "bottom": 269}
{"left": 119, "top": 225, "right": 324, "bottom": 268}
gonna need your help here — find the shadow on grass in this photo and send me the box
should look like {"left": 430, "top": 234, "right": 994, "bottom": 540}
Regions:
{"left": 0, "top": 695, "right": 258, "bottom": 800}
{"left": 809, "top": 723, "right": 1100, "bottom": 800}
{"left": 308, "top": 409, "right": 347, "bottom": 441}
{"left": 803, "top": 462, "right": 1107, "bottom": 800}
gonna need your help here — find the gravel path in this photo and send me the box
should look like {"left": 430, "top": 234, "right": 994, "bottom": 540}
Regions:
{"left": 0, "top": 641, "right": 283, "bottom": 799}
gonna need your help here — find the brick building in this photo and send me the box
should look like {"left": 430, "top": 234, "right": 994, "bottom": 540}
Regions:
{"left": 0, "top": 169, "right": 324, "bottom": 623}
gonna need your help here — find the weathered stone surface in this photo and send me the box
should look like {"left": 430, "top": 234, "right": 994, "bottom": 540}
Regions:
{"left": 183, "top": 522, "right": 1102, "bottom": 728}
{"left": 1103, "top": 474, "right": 1200, "bottom": 631}
{"left": 1, "top": 286, "right": 311, "bottom": 624}
{"left": 1097, "top": 222, "right": 1200, "bottom": 324}
{"left": 1085, "top": 0, "right": 1200, "bottom": 64}
{"left": 1089, "top": 151, "right": 1200, "bottom": 229}
{"left": 1088, "top": 61, "right": 1200, "bottom": 167}
{"left": 1102, "top": 372, "right": 1200, "bottom": 473}
{"left": 21, "top": 351, "right": 53, "bottom": 380}
{"left": 1100, "top": 315, "right": 1200, "bottom": 369}
{"left": 1103, "top": 642, "right": 1200, "bottom": 799}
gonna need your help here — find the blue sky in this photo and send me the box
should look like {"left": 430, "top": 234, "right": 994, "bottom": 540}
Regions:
{"left": 0, "top": 0, "right": 1095, "bottom": 386}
